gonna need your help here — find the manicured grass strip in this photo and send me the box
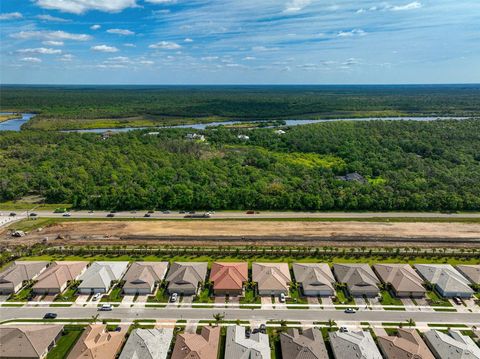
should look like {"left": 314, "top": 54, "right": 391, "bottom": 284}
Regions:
{"left": 46, "top": 326, "right": 83, "bottom": 359}
{"left": 379, "top": 290, "right": 403, "bottom": 306}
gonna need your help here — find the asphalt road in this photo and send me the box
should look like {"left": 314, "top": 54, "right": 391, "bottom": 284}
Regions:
{"left": 3, "top": 307, "right": 480, "bottom": 324}
{"left": 3, "top": 209, "right": 480, "bottom": 221}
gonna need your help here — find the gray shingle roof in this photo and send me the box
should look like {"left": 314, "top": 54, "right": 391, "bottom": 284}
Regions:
{"left": 78, "top": 261, "right": 129, "bottom": 291}
{"left": 123, "top": 262, "right": 168, "bottom": 291}
{"left": 225, "top": 325, "right": 271, "bottom": 359}
{"left": 415, "top": 264, "right": 474, "bottom": 295}
{"left": 166, "top": 262, "right": 207, "bottom": 292}
{"left": 0, "top": 261, "right": 49, "bottom": 292}
{"left": 329, "top": 330, "right": 382, "bottom": 359}
{"left": 119, "top": 328, "right": 173, "bottom": 359}
{"left": 456, "top": 265, "right": 480, "bottom": 285}
{"left": 333, "top": 264, "right": 380, "bottom": 293}
{"left": 423, "top": 330, "right": 480, "bottom": 359}
{"left": 373, "top": 264, "right": 426, "bottom": 294}
{"left": 292, "top": 263, "right": 335, "bottom": 294}
{"left": 280, "top": 328, "right": 328, "bottom": 359}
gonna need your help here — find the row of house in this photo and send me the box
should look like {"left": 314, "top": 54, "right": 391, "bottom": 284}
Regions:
{"left": 2, "top": 324, "right": 479, "bottom": 359}
{"left": 1, "top": 261, "right": 478, "bottom": 299}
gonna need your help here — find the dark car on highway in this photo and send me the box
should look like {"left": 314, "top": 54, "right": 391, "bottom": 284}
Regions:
{"left": 43, "top": 313, "right": 57, "bottom": 319}
{"left": 107, "top": 213, "right": 115, "bottom": 217}
{"left": 29, "top": 213, "right": 38, "bottom": 217}
{"left": 9, "top": 212, "right": 16, "bottom": 216}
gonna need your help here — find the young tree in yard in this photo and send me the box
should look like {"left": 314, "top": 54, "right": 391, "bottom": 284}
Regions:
{"left": 213, "top": 313, "right": 224, "bottom": 326}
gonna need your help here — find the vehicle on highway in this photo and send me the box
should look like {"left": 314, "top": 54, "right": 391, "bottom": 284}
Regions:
{"left": 188, "top": 211, "right": 196, "bottom": 214}
{"left": 43, "top": 313, "right": 57, "bottom": 319}
{"left": 344, "top": 308, "right": 356, "bottom": 314}
{"left": 170, "top": 293, "right": 178, "bottom": 303}
{"left": 163, "top": 210, "right": 171, "bottom": 214}
{"left": 246, "top": 210, "right": 255, "bottom": 214}
{"left": 144, "top": 213, "right": 151, "bottom": 217}
{"left": 179, "top": 211, "right": 186, "bottom": 214}
{"left": 63, "top": 213, "right": 71, "bottom": 217}
{"left": 98, "top": 304, "right": 113, "bottom": 311}
{"left": 9, "top": 212, "right": 16, "bottom": 216}
{"left": 184, "top": 213, "right": 211, "bottom": 218}
{"left": 107, "top": 213, "right": 115, "bottom": 217}
{"left": 29, "top": 212, "right": 38, "bottom": 217}
{"left": 279, "top": 293, "right": 286, "bottom": 303}
{"left": 88, "top": 210, "right": 94, "bottom": 213}
{"left": 92, "top": 293, "right": 102, "bottom": 301}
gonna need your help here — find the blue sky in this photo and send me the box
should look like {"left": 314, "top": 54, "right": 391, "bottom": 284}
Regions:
{"left": 1, "top": 0, "right": 479, "bottom": 84}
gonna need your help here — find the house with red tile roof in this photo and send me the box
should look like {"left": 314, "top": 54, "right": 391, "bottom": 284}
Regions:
{"left": 210, "top": 262, "right": 248, "bottom": 296}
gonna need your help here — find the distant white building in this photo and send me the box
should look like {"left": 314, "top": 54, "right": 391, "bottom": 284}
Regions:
{"left": 274, "top": 129, "right": 286, "bottom": 135}
{"left": 237, "top": 134, "right": 249, "bottom": 140}
{"left": 186, "top": 133, "right": 205, "bottom": 141}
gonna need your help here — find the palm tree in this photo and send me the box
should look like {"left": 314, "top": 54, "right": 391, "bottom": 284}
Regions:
{"left": 213, "top": 313, "right": 224, "bottom": 326}
{"left": 327, "top": 319, "right": 336, "bottom": 328}
{"left": 90, "top": 314, "right": 99, "bottom": 324}
{"left": 407, "top": 318, "right": 415, "bottom": 327}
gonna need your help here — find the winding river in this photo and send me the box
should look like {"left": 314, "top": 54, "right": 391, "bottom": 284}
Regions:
{"left": 0, "top": 112, "right": 470, "bottom": 133}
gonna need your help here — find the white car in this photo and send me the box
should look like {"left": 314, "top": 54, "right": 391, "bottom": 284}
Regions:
{"left": 279, "top": 293, "right": 286, "bottom": 303}
{"left": 170, "top": 293, "right": 178, "bottom": 303}
{"left": 344, "top": 308, "right": 356, "bottom": 314}
{"left": 98, "top": 304, "right": 113, "bottom": 311}
{"left": 92, "top": 293, "right": 102, "bottom": 301}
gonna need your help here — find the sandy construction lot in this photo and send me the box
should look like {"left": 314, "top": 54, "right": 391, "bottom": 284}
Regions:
{"left": 5, "top": 220, "right": 479, "bottom": 248}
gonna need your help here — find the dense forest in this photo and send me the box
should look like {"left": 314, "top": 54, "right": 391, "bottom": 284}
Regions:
{"left": 1, "top": 85, "right": 480, "bottom": 130}
{"left": 1, "top": 119, "right": 479, "bottom": 211}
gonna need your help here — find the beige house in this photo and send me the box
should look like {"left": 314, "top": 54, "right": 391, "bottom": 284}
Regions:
{"left": 0, "top": 261, "right": 49, "bottom": 295}
{"left": 32, "top": 261, "right": 88, "bottom": 295}
{"left": 252, "top": 263, "right": 291, "bottom": 296}
{"left": 292, "top": 263, "right": 335, "bottom": 296}
{"left": 0, "top": 325, "right": 63, "bottom": 359}
{"left": 377, "top": 329, "right": 434, "bottom": 359}
{"left": 67, "top": 324, "right": 127, "bottom": 359}
{"left": 122, "top": 262, "right": 169, "bottom": 295}
{"left": 171, "top": 326, "right": 220, "bottom": 359}
{"left": 333, "top": 263, "right": 380, "bottom": 297}
{"left": 374, "top": 264, "right": 426, "bottom": 297}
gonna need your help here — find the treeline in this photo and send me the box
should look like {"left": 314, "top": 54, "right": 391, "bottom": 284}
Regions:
{"left": 2, "top": 85, "right": 480, "bottom": 123}
{"left": 0, "top": 119, "right": 479, "bottom": 211}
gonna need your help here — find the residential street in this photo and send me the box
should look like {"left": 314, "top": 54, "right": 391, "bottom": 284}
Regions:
{"left": 2, "top": 306, "right": 480, "bottom": 325}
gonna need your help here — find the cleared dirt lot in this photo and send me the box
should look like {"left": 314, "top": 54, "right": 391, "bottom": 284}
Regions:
{"left": 4, "top": 220, "right": 480, "bottom": 248}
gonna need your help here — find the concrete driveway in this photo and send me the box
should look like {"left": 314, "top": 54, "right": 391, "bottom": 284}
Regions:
{"left": 261, "top": 296, "right": 273, "bottom": 309}
{"left": 0, "top": 295, "right": 10, "bottom": 303}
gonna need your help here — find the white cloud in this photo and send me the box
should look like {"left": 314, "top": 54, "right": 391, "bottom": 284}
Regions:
{"left": 21, "top": 57, "right": 42, "bottom": 63}
{"left": 391, "top": 1, "right": 422, "bottom": 11}
{"left": 36, "top": 14, "right": 70, "bottom": 22}
{"left": 107, "top": 28, "right": 135, "bottom": 36}
{"left": 139, "top": 60, "right": 154, "bottom": 65}
{"left": 11, "top": 30, "right": 91, "bottom": 41}
{"left": 0, "top": 12, "right": 23, "bottom": 20}
{"left": 91, "top": 45, "right": 119, "bottom": 53}
{"left": 283, "top": 0, "right": 311, "bottom": 13}
{"left": 243, "top": 56, "right": 256, "bottom": 60}
{"left": 124, "top": 43, "right": 136, "bottom": 47}
{"left": 59, "top": 54, "right": 74, "bottom": 61}
{"left": 90, "top": 24, "right": 101, "bottom": 30}
{"left": 149, "top": 41, "right": 181, "bottom": 50}
{"left": 34, "top": 0, "right": 137, "bottom": 14}
{"left": 337, "top": 29, "right": 367, "bottom": 37}
{"left": 252, "top": 46, "right": 279, "bottom": 52}
{"left": 42, "top": 40, "right": 64, "bottom": 46}
{"left": 201, "top": 56, "right": 219, "bottom": 61}
{"left": 184, "top": 38, "right": 193, "bottom": 43}
{"left": 17, "top": 47, "right": 62, "bottom": 55}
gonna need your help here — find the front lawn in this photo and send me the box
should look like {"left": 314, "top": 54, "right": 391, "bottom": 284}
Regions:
{"left": 147, "top": 285, "right": 170, "bottom": 303}
{"left": 379, "top": 290, "right": 403, "bottom": 306}
{"left": 46, "top": 325, "right": 83, "bottom": 359}
{"left": 7, "top": 285, "right": 33, "bottom": 302}
{"left": 101, "top": 285, "right": 123, "bottom": 302}
{"left": 55, "top": 283, "right": 79, "bottom": 302}
{"left": 333, "top": 287, "right": 354, "bottom": 305}
{"left": 426, "top": 290, "right": 453, "bottom": 308}
{"left": 194, "top": 285, "right": 214, "bottom": 304}
{"left": 240, "top": 288, "right": 260, "bottom": 305}
{"left": 286, "top": 286, "right": 308, "bottom": 305}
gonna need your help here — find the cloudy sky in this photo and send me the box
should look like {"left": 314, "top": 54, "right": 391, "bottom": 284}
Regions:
{"left": 1, "top": 0, "right": 479, "bottom": 84}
